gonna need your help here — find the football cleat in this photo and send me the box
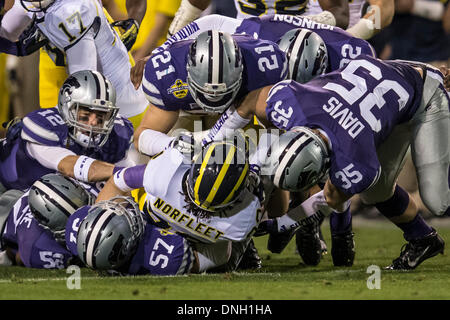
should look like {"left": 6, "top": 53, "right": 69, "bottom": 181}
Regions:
{"left": 331, "top": 230, "right": 355, "bottom": 267}
{"left": 237, "top": 239, "right": 262, "bottom": 270}
{"left": 385, "top": 229, "right": 445, "bottom": 270}
{"left": 267, "top": 227, "right": 298, "bottom": 254}
{"left": 295, "top": 220, "right": 327, "bottom": 266}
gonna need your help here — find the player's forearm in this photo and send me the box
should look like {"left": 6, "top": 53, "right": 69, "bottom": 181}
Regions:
{"left": 0, "top": 3, "right": 32, "bottom": 41}
{"left": 125, "top": 0, "right": 147, "bottom": 24}
{"left": 58, "top": 155, "right": 116, "bottom": 182}
{"left": 132, "top": 13, "right": 170, "bottom": 60}
{"left": 202, "top": 106, "right": 251, "bottom": 145}
{"left": 95, "top": 176, "right": 128, "bottom": 202}
{"left": 323, "top": 179, "right": 353, "bottom": 211}
{"left": 444, "top": 5, "right": 450, "bottom": 33}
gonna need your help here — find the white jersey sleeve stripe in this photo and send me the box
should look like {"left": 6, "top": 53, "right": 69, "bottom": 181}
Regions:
{"left": 22, "top": 117, "right": 60, "bottom": 142}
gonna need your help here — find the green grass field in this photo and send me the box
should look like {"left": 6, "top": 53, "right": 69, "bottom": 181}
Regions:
{"left": 1, "top": 218, "right": 449, "bottom": 300}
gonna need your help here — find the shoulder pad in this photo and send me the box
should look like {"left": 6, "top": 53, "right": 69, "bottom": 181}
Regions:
{"left": 21, "top": 108, "right": 67, "bottom": 146}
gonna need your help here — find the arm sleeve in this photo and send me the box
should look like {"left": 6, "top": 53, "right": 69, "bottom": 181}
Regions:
{"left": 113, "top": 165, "right": 146, "bottom": 192}
{"left": 65, "top": 28, "right": 97, "bottom": 74}
{"left": 0, "top": 1, "right": 32, "bottom": 41}
{"left": 26, "top": 142, "right": 76, "bottom": 171}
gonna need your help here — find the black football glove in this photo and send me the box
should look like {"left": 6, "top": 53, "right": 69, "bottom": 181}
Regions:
{"left": 110, "top": 18, "right": 139, "bottom": 51}
{"left": 254, "top": 218, "right": 278, "bottom": 237}
{"left": 17, "top": 22, "right": 48, "bottom": 56}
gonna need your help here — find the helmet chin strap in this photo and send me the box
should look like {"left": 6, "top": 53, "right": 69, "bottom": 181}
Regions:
{"left": 74, "top": 130, "right": 101, "bottom": 149}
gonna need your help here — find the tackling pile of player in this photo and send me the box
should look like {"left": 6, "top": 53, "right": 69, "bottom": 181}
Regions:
{"left": 0, "top": 0, "right": 448, "bottom": 275}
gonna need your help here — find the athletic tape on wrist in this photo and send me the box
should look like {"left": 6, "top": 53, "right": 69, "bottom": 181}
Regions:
{"left": 74, "top": 156, "right": 95, "bottom": 182}
{"left": 113, "top": 168, "right": 133, "bottom": 192}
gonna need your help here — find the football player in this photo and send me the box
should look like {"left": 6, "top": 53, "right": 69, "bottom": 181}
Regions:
{"left": 132, "top": 13, "right": 376, "bottom": 89}
{"left": 134, "top": 30, "right": 288, "bottom": 158}
{"left": 167, "top": 0, "right": 395, "bottom": 40}
{"left": 0, "top": 70, "right": 135, "bottom": 192}
{"left": 0, "top": 173, "right": 96, "bottom": 268}
{"left": 232, "top": 55, "right": 448, "bottom": 270}
{"left": 0, "top": 0, "right": 48, "bottom": 56}
{"left": 72, "top": 196, "right": 200, "bottom": 275}
{"left": 168, "top": 0, "right": 351, "bottom": 34}
{"left": 0, "top": 173, "right": 200, "bottom": 275}
{"left": 0, "top": 0, "right": 149, "bottom": 128}
{"left": 94, "top": 138, "right": 267, "bottom": 272}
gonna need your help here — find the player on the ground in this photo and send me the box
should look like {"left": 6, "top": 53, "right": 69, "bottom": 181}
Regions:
{"left": 168, "top": 0, "right": 351, "bottom": 35}
{"left": 167, "top": 0, "right": 395, "bottom": 40}
{"left": 0, "top": 173, "right": 96, "bottom": 268}
{"left": 230, "top": 55, "right": 448, "bottom": 270}
{"left": 132, "top": 13, "right": 376, "bottom": 89}
{"left": 0, "top": 0, "right": 149, "bottom": 127}
{"left": 134, "top": 30, "right": 287, "bottom": 158}
{"left": 0, "top": 174, "right": 200, "bottom": 275}
{"left": 73, "top": 196, "right": 200, "bottom": 275}
{"left": 166, "top": 13, "right": 375, "bottom": 76}
{"left": 94, "top": 138, "right": 266, "bottom": 272}
{"left": 0, "top": 70, "right": 134, "bottom": 192}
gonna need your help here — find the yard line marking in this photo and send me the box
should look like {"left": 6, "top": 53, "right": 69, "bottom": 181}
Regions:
{"left": 0, "top": 272, "right": 285, "bottom": 284}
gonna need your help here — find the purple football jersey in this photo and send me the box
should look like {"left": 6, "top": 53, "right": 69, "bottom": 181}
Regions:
{"left": 265, "top": 56, "right": 424, "bottom": 195}
{"left": 236, "top": 14, "right": 376, "bottom": 72}
{"left": 2, "top": 192, "right": 73, "bottom": 269}
{"left": 142, "top": 34, "right": 287, "bottom": 112}
{"left": 127, "top": 224, "right": 195, "bottom": 275}
{"left": 0, "top": 107, "right": 133, "bottom": 190}
{"left": 66, "top": 204, "right": 194, "bottom": 275}
{"left": 65, "top": 205, "right": 90, "bottom": 256}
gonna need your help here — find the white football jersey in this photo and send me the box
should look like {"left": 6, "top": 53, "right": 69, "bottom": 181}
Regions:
{"left": 142, "top": 149, "right": 263, "bottom": 244}
{"left": 25, "top": 0, "right": 148, "bottom": 118}
{"left": 305, "top": 0, "right": 365, "bottom": 27}
{"left": 234, "top": 0, "right": 308, "bottom": 19}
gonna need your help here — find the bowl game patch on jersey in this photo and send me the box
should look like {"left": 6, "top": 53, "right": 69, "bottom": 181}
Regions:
{"left": 167, "top": 79, "right": 189, "bottom": 99}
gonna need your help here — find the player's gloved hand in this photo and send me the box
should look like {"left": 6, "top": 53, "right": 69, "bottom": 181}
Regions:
{"left": 169, "top": 131, "right": 196, "bottom": 161}
{"left": 167, "top": 0, "right": 203, "bottom": 38}
{"left": 16, "top": 22, "right": 48, "bottom": 56}
{"left": 110, "top": 18, "right": 139, "bottom": 51}
{"left": 247, "top": 164, "right": 260, "bottom": 190}
{"left": 2, "top": 117, "right": 23, "bottom": 142}
{"left": 254, "top": 218, "right": 278, "bottom": 237}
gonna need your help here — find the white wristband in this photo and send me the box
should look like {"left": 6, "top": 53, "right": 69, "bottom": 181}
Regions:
{"left": 113, "top": 168, "right": 133, "bottom": 192}
{"left": 138, "top": 129, "right": 174, "bottom": 156}
{"left": 74, "top": 156, "right": 95, "bottom": 182}
{"left": 346, "top": 18, "right": 375, "bottom": 40}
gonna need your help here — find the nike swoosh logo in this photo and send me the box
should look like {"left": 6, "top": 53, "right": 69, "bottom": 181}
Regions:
{"left": 408, "top": 245, "right": 430, "bottom": 267}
